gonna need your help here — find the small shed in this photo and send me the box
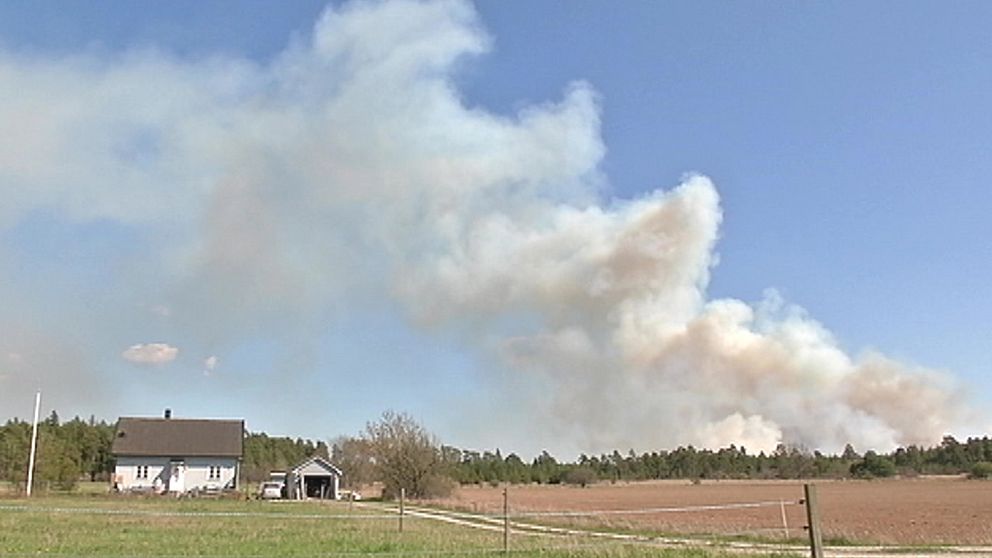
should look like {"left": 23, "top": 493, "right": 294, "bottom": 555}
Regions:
{"left": 287, "top": 456, "right": 342, "bottom": 500}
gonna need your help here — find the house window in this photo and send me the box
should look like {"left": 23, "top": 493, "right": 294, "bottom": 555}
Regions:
{"left": 136, "top": 465, "right": 149, "bottom": 479}
{"left": 209, "top": 466, "right": 221, "bottom": 480}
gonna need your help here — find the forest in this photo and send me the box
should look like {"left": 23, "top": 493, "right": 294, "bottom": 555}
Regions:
{"left": 1, "top": 411, "right": 990, "bottom": 492}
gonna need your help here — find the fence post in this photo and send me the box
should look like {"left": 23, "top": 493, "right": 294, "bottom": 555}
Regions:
{"left": 780, "top": 499, "right": 790, "bottom": 539}
{"left": 399, "top": 487, "right": 405, "bottom": 533}
{"left": 503, "top": 487, "right": 509, "bottom": 555}
{"left": 803, "top": 484, "right": 824, "bottom": 558}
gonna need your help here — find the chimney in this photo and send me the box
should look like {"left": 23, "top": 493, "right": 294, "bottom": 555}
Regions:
{"left": 164, "top": 408, "right": 172, "bottom": 419}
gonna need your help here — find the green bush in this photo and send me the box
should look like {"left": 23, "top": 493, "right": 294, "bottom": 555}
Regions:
{"left": 969, "top": 462, "right": 992, "bottom": 479}
{"left": 850, "top": 451, "right": 896, "bottom": 479}
{"left": 563, "top": 467, "right": 598, "bottom": 487}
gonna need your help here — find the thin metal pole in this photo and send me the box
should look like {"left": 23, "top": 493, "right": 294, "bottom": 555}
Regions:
{"left": 780, "top": 499, "right": 790, "bottom": 539}
{"left": 804, "top": 484, "right": 824, "bottom": 558}
{"left": 26, "top": 391, "right": 41, "bottom": 497}
{"left": 399, "top": 487, "right": 405, "bottom": 533}
{"left": 502, "top": 487, "right": 509, "bottom": 555}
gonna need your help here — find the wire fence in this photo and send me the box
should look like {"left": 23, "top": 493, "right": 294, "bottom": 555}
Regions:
{"left": 0, "top": 499, "right": 803, "bottom": 521}
{"left": 0, "top": 490, "right": 816, "bottom": 558}
{"left": 8, "top": 484, "right": 990, "bottom": 557}
{"left": 505, "top": 499, "right": 803, "bottom": 518}
{"left": 0, "top": 504, "right": 397, "bottom": 520}
{"left": 0, "top": 551, "right": 507, "bottom": 558}
{"left": 388, "top": 497, "right": 806, "bottom": 538}
{"left": 0, "top": 538, "right": 792, "bottom": 558}
{"left": 0, "top": 550, "right": 513, "bottom": 558}
{"left": 0, "top": 543, "right": 658, "bottom": 558}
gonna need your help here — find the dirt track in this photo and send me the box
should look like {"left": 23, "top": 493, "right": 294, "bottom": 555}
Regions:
{"left": 432, "top": 477, "right": 992, "bottom": 546}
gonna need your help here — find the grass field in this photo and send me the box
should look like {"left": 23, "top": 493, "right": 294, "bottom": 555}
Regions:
{"left": 5, "top": 478, "right": 989, "bottom": 557}
{"left": 0, "top": 495, "right": 798, "bottom": 558}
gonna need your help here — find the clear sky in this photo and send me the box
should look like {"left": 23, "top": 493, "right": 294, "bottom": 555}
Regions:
{"left": 1, "top": 1, "right": 989, "bottom": 459}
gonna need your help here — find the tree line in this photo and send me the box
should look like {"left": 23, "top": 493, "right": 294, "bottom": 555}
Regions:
{"left": 241, "top": 433, "right": 330, "bottom": 483}
{"left": 440, "top": 436, "right": 992, "bottom": 487}
{"left": 0, "top": 412, "right": 116, "bottom": 490}
{"left": 2, "top": 410, "right": 990, "bottom": 494}
{"left": 333, "top": 417, "right": 992, "bottom": 496}
{"left": 0, "top": 412, "right": 332, "bottom": 491}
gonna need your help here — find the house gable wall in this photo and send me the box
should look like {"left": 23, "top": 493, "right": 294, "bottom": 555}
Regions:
{"left": 115, "top": 456, "right": 238, "bottom": 492}
{"left": 114, "top": 456, "right": 170, "bottom": 490}
{"left": 182, "top": 457, "right": 239, "bottom": 490}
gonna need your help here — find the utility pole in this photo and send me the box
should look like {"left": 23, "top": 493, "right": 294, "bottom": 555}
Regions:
{"left": 26, "top": 391, "right": 41, "bottom": 497}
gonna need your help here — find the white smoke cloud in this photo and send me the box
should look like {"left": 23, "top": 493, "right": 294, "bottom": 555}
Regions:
{"left": 698, "top": 413, "right": 783, "bottom": 454}
{"left": 122, "top": 344, "right": 179, "bottom": 365}
{"left": 0, "top": 0, "right": 975, "bottom": 453}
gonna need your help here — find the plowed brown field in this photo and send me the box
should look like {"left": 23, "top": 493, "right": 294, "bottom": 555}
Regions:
{"left": 432, "top": 477, "right": 992, "bottom": 545}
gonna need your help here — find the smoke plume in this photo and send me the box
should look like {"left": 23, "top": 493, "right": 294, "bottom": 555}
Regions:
{"left": 0, "top": 0, "right": 971, "bottom": 453}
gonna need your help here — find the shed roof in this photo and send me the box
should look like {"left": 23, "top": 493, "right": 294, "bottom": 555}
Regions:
{"left": 290, "top": 456, "right": 343, "bottom": 476}
{"left": 112, "top": 417, "right": 244, "bottom": 458}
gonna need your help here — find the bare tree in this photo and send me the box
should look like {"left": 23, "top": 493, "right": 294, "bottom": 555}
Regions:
{"left": 330, "top": 435, "right": 374, "bottom": 489}
{"left": 363, "top": 410, "right": 453, "bottom": 499}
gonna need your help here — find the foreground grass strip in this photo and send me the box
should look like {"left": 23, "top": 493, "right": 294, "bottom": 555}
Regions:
{"left": 0, "top": 497, "right": 801, "bottom": 558}
{"left": 0, "top": 504, "right": 394, "bottom": 519}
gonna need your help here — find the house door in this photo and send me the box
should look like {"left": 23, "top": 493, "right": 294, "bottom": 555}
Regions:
{"left": 168, "top": 461, "right": 185, "bottom": 493}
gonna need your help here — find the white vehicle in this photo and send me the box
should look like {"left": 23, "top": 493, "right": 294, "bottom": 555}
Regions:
{"left": 259, "top": 481, "right": 284, "bottom": 500}
{"left": 338, "top": 489, "right": 362, "bottom": 501}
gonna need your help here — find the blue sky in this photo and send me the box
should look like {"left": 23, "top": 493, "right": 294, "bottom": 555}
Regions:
{"left": 467, "top": 2, "right": 992, "bottom": 376}
{"left": 1, "top": 1, "right": 989, "bottom": 458}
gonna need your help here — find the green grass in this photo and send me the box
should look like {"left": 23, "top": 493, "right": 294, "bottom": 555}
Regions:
{"left": 0, "top": 496, "right": 801, "bottom": 558}
{"left": 0, "top": 480, "right": 110, "bottom": 497}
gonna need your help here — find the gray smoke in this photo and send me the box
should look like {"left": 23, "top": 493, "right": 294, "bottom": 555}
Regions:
{"left": 0, "top": 0, "right": 973, "bottom": 453}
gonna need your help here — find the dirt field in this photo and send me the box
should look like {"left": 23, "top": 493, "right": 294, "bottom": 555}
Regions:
{"left": 432, "top": 477, "right": 992, "bottom": 546}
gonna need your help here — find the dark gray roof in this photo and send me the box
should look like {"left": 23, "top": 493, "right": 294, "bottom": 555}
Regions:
{"left": 112, "top": 417, "right": 244, "bottom": 458}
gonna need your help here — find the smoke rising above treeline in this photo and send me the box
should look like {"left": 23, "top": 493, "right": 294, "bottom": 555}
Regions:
{"left": 2, "top": 412, "right": 989, "bottom": 489}
{"left": 0, "top": 0, "right": 977, "bottom": 455}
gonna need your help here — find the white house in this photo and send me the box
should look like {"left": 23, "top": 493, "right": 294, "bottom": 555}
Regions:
{"left": 111, "top": 411, "right": 243, "bottom": 494}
